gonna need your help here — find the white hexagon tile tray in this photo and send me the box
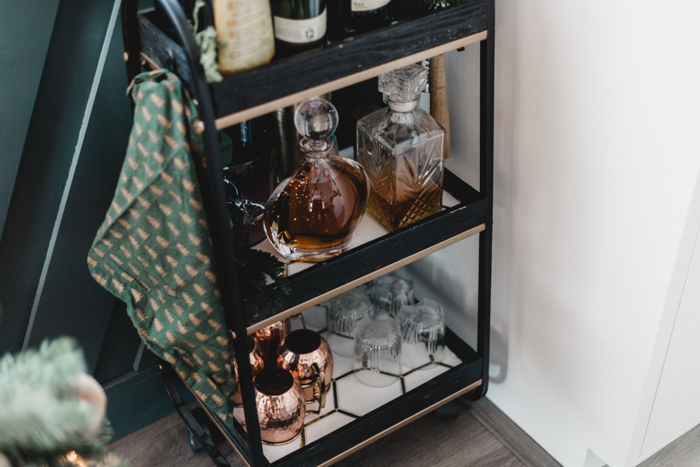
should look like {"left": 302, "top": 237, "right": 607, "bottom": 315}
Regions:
{"left": 232, "top": 306, "right": 463, "bottom": 464}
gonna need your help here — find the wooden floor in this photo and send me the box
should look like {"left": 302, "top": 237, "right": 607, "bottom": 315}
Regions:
{"left": 109, "top": 398, "right": 560, "bottom": 467}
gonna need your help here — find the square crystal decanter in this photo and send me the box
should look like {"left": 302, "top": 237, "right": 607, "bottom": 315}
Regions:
{"left": 357, "top": 64, "right": 445, "bottom": 232}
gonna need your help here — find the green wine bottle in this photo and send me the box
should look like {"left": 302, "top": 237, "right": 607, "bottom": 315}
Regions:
{"left": 271, "top": 0, "right": 327, "bottom": 56}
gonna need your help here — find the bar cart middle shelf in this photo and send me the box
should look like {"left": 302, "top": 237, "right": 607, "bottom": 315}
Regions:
{"left": 121, "top": 0, "right": 494, "bottom": 464}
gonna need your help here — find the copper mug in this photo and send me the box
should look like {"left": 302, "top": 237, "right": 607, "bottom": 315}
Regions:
{"left": 253, "top": 318, "right": 292, "bottom": 367}
{"left": 277, "top": 329, "right": 333, "bottom": 413}
{"left": 232, "top": 335, "right": 265, "bottom": 406}
{"left": 254, "top": 367, "right": 306, "bottom": 445}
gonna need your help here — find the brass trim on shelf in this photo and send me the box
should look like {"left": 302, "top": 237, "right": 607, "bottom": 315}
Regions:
{"left": 319, "top": 379, "right": 483, "bottom": 467}
{"left": 140, "top": 52, "right": 161, "bottom": 71}
{"left": 215, "top": 31, "right": 488, "bottom": 129}
{"left": 246, "top": 223, "right": 486, "bottom": 335}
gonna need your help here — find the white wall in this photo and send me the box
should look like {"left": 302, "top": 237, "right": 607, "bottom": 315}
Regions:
{"left": 405, "top": 1, "right": 700, "bottom": 466}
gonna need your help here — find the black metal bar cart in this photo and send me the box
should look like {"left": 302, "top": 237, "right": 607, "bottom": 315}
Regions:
{"left": 120, "top": 0, "right": 495, "bottom": 465}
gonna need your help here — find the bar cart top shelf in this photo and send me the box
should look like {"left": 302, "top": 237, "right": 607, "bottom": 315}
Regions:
{"left": 137, "top": 0, "right": 491, "bottom": 332}
{"left": 138, "top": 0, "right": 489, "bottom": 128}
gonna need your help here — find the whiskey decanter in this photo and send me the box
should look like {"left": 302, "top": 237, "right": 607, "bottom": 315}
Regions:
{"left": 264, "top": 99, "right": 369, "bottom": 262}
{"left": 357, "top": 64, "right": 445, "bottom": 232}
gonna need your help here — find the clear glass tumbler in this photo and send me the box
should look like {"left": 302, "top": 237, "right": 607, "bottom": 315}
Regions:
{"left": 326, "top": 288, "right": 373, "bottom": 357}
{"left": 397, "top": 298, "right": 445, "bottom": 370}
{"left": 366, "top": 273, "right": 414, "bottom": 318}
{"left": 352, "top": 317, "right": 402, "bottom": 387}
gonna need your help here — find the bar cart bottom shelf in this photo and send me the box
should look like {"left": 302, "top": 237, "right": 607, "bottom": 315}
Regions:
{"left": 165, "top": 312, "right": 483, "bottom": 467}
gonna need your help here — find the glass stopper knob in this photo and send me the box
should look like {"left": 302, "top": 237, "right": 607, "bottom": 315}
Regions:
{"left": 294, "top": 99, "right": 339, "bottom": 140}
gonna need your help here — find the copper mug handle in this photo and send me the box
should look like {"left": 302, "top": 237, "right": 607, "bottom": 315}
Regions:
{"left": 301, "top": 362, "right": 327, "bottom": 415}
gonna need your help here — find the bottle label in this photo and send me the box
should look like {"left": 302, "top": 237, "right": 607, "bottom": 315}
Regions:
{"left": 351, "top": 0, "right": 390, "bottom": 12}
{"left": 274, "top": 9, "right": 327, "bottom": 44}
{"left": 215, "top": 0, "right": 275, "bottom": 73}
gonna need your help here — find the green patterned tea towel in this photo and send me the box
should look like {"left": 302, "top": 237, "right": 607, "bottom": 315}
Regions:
{"left": 87, "top": 70, "right": 235, "bottom": 424}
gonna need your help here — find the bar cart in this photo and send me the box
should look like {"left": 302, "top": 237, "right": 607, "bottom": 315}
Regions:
{"left": 120, "top": 0, "right": 494, "bottom": 465}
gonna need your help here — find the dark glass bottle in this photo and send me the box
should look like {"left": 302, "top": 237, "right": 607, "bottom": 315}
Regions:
{"left": 270, "top": 0, "right": 327, "bottom": 57}
{"left": 327, "top": 0, "right": 391, "bottom": 41}
{"left": 222, "top": 114, "right": 279, "bottom": 247}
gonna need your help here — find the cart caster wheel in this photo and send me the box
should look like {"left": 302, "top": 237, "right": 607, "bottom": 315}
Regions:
{"left": 187, "top": 425, "right": 212, "bottom": 453}
{"left": 434, "top": 401, "right": 459, "bottom": 420}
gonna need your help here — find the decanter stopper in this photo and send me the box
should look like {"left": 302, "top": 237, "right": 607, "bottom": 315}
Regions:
{"left": 378, "top": 64, "right": 428, "bottom": 109}
{"left": 295, "top": 99, "right": 338, "bottom": 154}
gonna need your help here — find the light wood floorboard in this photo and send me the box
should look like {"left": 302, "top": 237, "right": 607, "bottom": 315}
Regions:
{"left": 638, "top": 422, "right": 700, "bottom": 467}
{"left": 109, "top": 397, "right": 561, "bottom": 467}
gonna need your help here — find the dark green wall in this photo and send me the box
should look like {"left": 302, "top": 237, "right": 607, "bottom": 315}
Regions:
{"left": 0, "top": 0, "right": 61, "bottom": 243}
{"left": 0, "top": 0, "right": 173, "bottom": 440}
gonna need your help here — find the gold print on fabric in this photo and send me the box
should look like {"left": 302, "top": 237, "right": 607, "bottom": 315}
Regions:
{"left": 188, "top": 313, "right": 201, "bottom": 326}
{"left": 137, "top": 141, "right": 149, "bottom": 157}
{"left": 165, "top": 255, "right": 179, "bottom": 268}
{"left": 173, "top": 303, "right": 185, "bottom": 316}
{"left": 182, "top": 292, "right": 195, "bottom": 307}
{"left": 201, "top": 302, "right": 214, "bottom": 314}
{"left": 157, "top": 114, "right": 172, "bottom": 129}
{"left": 109, "top": 229, "right": 123, "bottom": 240}
{"left": 137, "top": 227, "right": 150, "bottom": 241}
{"left": 111, "top": 278, "right": 125, "bottom": 294}
{"left": 117, "top": 219, "right": 132, "bottom": 230}
{"left": 195, "top": 252, "right": 209, "bottom": 264}
{"left": 164, "top": 134, "right": 179, "bottom": 150}
{"left": 141, "top": 105, "right": 152, "bottom": 122}
{"left": 208, "top": 319, "right": 222, "bottom": 331}
{"left": 167, "top": 222, "right": 181, "bottom": 237}
{"left": 179, "top": 212, "right": 193, "bottom": 225}
{"left": 136, "top": 308, "right": 147, "bottom": 321}
{"left": 132, "top": 176, "right": 145, "bottom": 191}
{"left": 145, "top": 215, "right": 160, "bottom": 229}
{"left": 138, "top": 196, "right": 153, "bottom": 210}
{"left": 127, "top": 156, "right": 139, "bottom": 171}
{"left": 154, "top": 265, "right": 168, "bottom": 279}
{"left": 120, "top": 272, "right": 135, "bottom": 283}
{"left": 185, "top": 264, "right": 198, "bottom": 278}
{"left": 160, "top": 172, "right": 174, "bottom": 185}
{"left": 188, "top": 233, "right": 202, "bottom": 247}
{"left": 120, "top": 245, "right": 132, "bottom": 258}
{"left": 152, "top": 150, "right": 166, "bottom": 165}
{"left": 150, "top": 93, "right": 165, "bottom": 108}
{"left": 128, "top": 262, "right": 141, "bottom": 276}
{"left": 169, "top": 190, "right": 183, "bottom": 205}
{"left": 176, "top": 243, "right": 190, "bottom": 257}
{"left": 144, "top": 245, "right": 158, "bottom": 259}
{"left": 159, "top": 204, "right": 173, "bottom": 217}
{"left": 177, "top": 320, "right": 188, "bottom": 334}
{"left": 156, "top": 236, "right": 170, "bottom": 248}
{"left": 131, "top": 288, "right": 144, "bottom": 303}
{"left": 173, "top": 157, "right": 187, "bottom": 171}
{"left": 129, "top": 235, "right": 141, "bottom": 250}
{"left": 109, "top": 254, "right": 123, "bottom": 266}
{"left": 171, "top": 99, "right": 183, "bottom": 114}
{"left": 148, "top": 129, "right": 160, "bottom": 145}
{"left": 164, "top": 309, "right": 175, "bottom": 324}
{"left": 173, "top": 273, "right": 186, "bottom": 287}
{"left": 193, "top": 283, "right": 207, "bottom": 297}
{"left": 99, "top": 238, "right": 114, "bottom": 249}
{"left": 176, "top": 121, "right": 186, "bottom": 135}
{"left": 182, "top": 179, "right": 195, "bottom": 193}
{"left": 195, "top": 332, "right": 208, "bottom": 343}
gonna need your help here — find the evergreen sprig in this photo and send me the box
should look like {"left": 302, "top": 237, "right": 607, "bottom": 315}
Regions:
{"left": 235, "top": 248, "right": 290, "bottom": 298}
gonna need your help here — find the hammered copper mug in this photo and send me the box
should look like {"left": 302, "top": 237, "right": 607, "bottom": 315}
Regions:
{"left": 277, "top": 329, "right": 333, "bottom": 414}
{"left": 254, "top": 367, "right": 306, "bottom": 445}
{"left": 253, "top": 318, "right": 292, "bottom": 367}
{"left": 232, "top": 335, "right": 265, "bottom": 406}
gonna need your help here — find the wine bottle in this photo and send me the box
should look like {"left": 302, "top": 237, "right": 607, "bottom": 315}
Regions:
{"left": 327, "top": 0, "right": 391, "bottom": 40}
{"left": 213, "top": 0, "right": 276, "bottom": 74}
{"left": 270, "top": 0, "right": 327, "bottom": 57}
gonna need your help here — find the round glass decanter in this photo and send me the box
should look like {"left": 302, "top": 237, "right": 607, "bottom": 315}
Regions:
{"left": 264, "top": 99, "right": 370, "bottom": 262}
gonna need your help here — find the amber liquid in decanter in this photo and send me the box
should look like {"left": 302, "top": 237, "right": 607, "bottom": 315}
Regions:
{"left": 366, "top": 178, "right": 442, "bottom": 232}
{"left": 265, "top": 160, "right": 368, "bottom": 253}
{"left": 265, "top": 98, "right": 369, "bottom": 262}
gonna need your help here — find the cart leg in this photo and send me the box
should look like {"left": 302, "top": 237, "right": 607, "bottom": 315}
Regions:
{"left": 434, "top": 400, "right": 460, "bottom": 420}
{"left": 160, "top": 362, "right": 231, "bottom": 466}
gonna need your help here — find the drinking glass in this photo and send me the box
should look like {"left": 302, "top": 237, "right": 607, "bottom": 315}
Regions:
{"left": 398, "top": 298, "right": 445, "bottom": 370}
{"left": 352, "top": 317, "right": 402, "bottom": 387}
{"left": 366, "top": 273, "right": 414, "bottom": 318}
{"left": 327, "top": 288, "right": 373, "bottom": 357}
